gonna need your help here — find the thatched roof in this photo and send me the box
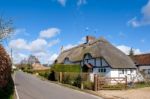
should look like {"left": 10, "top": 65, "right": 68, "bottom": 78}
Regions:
{"left": 56, "top": 37, "right": 136, "bottom": 69}
{"left": 32, "top": 63, "right": 49, "bottom": 70}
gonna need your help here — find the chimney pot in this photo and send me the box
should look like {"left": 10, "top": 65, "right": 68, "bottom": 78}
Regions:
{"left": 86, "top": 36, "right": 96, "bottom": 43}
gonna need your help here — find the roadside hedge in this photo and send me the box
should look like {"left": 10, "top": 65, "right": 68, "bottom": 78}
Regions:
{"left": 51, "top": 64, "right": 81, "bottom": 72}
{"left": 0, "top": 76, "right": 14, "bottom": 99}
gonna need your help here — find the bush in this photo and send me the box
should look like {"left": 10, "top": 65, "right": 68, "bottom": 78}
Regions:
{"left": 39, "top": 72, "right": 49, "bottom": 79}
{"left": 0, "top": 77, "right": 14, "bottom": 99}
{"left": 48, "top": 71, "right": 56, "bottom": 81}
{"left": 73, "top": 75, "right": 82, "bottom": 88}
{"left": 51, "top": 64, "right": 81, "bottom": 72}
{"left": 48, "top": 64, "right": 81, "bottom": 82}
{"left": 83, "top": 81, "right": 94, "bottom": 90}
{"left": 134, "top": 81, "right": 150, "bottom": 88}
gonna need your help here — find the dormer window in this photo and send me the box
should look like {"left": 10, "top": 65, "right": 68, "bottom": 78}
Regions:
{"left": 64, "top": 57, "right": 71, "bottom": 64}
{"left": 84, "top": 53, "right": 92, "bottom": 60}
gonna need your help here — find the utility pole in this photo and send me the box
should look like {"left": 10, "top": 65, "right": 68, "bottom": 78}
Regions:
{"left": 10, "top": 48, "right": 13, "bottom": 64}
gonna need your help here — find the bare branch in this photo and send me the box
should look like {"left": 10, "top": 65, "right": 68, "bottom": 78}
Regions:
{"left": 0, "top": 16, "right": 14, "bottom": 42}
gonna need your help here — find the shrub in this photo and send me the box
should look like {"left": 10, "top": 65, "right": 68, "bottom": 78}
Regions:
{"left": 48, "top": 70, "right": 56, "bottom": 81}
{"left": 83, "top": 81, "right": 94, "bottom": 90}
{"left": 0, "top": 77, "right": 14, "bottom": 99}
{"left": 39, "top": 72, "right": 49, "bottom": 79}
{"left": 73, "top": 75, "right": 82, "bottom": 88}
{"left": 134, "top": 81, "right": 150, "bottom": 88}
{"left": 48, "top": 64, "right": 81, "bottom": 82}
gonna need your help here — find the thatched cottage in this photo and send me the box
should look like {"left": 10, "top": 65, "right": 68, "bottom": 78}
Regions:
{"left": 56, "top": 36, "right": 138, "bottom": 82}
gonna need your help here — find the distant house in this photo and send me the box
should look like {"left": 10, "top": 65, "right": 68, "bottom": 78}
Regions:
{"left": 56, "top": 36, "right": 139, "bottom": 82}
{"left": 131, "top": 53, "right": 150, "bottom": 75}
{"left": 28, "top": 55, "right": 40, "bottom": 65}
{"left": 19, "top": 55, "right": 49, "bottom": 70}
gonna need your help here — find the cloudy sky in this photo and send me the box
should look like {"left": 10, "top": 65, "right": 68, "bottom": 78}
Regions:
{"left": 0, "top": 0, "right": 150, "bottom": 64}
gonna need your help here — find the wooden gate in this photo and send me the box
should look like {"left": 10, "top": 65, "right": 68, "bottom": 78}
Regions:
{"left": 94, "top": 75, "right": 127, "bottom": 91}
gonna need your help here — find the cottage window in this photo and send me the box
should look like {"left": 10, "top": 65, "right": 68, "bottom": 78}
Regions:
{"left": 130, "top": 69, "right": 133, "bottom": 73}
{"left": 64, "top": 57, "right": 71, "bottom": 64}
{"left": 98, "top": 68, "right": 106, "bottom": 73}
{"left": 84, "top": 53, "right": 92, "bottom": 60}
{"left": 119, "top": 69, "right": 124, "bottom": 74}
{"left": 148, "top": 69, "right": 150, "bottom": 74}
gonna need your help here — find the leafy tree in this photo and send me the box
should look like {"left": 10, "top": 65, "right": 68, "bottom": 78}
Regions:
{"left": 129, "top": 48, "right": 134, "bottom": 56}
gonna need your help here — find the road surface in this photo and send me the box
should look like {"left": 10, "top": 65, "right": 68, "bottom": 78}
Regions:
{"left": 14, "top": 71, "right": 102, "bottom": 99}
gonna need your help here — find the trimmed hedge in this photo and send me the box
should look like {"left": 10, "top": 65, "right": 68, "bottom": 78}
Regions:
{"left": 51, "top": 64, "right": 81, "bottom": 72}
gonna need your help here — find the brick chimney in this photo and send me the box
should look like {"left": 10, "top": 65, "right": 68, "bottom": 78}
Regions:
{"left": 86, "top": 36, "right": 96, "bottom": 43}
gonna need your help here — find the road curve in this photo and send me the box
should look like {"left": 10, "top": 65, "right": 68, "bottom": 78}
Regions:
{"left": 14, "top": 71, "right": 102, "bottom": 99}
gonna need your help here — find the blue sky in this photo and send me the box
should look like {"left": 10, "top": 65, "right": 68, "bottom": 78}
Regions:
{"left": 1, "top": 0, "right": 150, "bottom": 64}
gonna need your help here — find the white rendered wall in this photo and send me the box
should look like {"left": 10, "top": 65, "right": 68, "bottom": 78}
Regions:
{"left": 110, "top": 69, "right": 141, "bottom": 83}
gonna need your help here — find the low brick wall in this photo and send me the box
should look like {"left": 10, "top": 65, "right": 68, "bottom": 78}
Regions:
{"left": 0, "top": 44, "right": 12, "bottom": 88}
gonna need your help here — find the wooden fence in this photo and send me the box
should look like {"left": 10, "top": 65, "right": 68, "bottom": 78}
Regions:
{"left": 55, "top": 72, "right": 90, "bottom": 83}
{"left": 94, "top": 74, "right": 127, "bottom": 91}
{"left": 54, "top": 72, "right": 127, "bottom": 91}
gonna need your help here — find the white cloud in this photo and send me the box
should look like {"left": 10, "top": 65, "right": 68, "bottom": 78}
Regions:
{"left": 128, "top": 17, "right": 140, "bottom": 27}
{"left": 9, "top": 39, "right": 28, "bottom": 50}
{"left": 12, "top": 53, "right": 28, "bottom": 63}
{"left": 78, "top": 36, "right": 86, "bottom": 44}
{"left": 34, "top": 52, "right": 58, "bottom": 64}
{"left": 63, "top": 44, "right": 77, "bottom": 50}
{"left": 14, "top": 28, "right": 26, "bottom": 34}
{"left": 40, "top": 28, "right": 60, "bottom": 38}
{"left": 9, "top": 38, "right": 59, "bottom": 64}
{"left": 128, "top": 0, "right": 150, "bottom": 27}
{"left": 48, "top": 39, "right": 60, "bottom": 47}
{"left": 57, "top": 0, "right": 87, "bottom": 7}
{"left": 77, "top": 0, "right": 87, "bottom": 6}
{"left": 9, "top": 27, "right": 61, "bottom": 64}
{"left": 29, "top": 38, "right": 47, "bottom": 53}
{"left": 57, "top": 0, "right": 67, "bottom": 6}
{"left": 117, "top": 45, "right": 142, "bottom": 55}
{"left": 49, "top": 53, "right": 58, "bottom": 63}
{"left": 63, "top": 36, "right": 86, "bottom": 51}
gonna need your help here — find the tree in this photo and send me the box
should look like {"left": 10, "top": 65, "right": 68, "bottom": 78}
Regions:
{"left": 0, "top": 16, "right": 14, "bottom": 42}
{"left": 129, "top": 48, "right": 134, "bottom": 56}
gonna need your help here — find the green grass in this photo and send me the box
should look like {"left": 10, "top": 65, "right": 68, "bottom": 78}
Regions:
{"left": 134, "top": 82, "right": 150, "bottom": 88}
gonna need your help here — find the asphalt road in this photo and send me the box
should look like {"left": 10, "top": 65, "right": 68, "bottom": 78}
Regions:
{"left": 14, "top": 71, "right": 102, "bottom": 99}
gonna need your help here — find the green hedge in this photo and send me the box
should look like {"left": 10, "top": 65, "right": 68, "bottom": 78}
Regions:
{"left": 51, "top": 64, "right": 81, "bottom": 72}
{"left": 0, "top": 77, "right": 14, "bottom": 99}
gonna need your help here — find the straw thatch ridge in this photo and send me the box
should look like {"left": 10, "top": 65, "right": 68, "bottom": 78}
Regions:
{"left": 56, "top": 37, "right": 136, "bottom": 69}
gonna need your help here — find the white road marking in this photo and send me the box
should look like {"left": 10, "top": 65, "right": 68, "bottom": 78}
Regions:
{"left": 14, "top": 72, "right": 20, "bottom": 99}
